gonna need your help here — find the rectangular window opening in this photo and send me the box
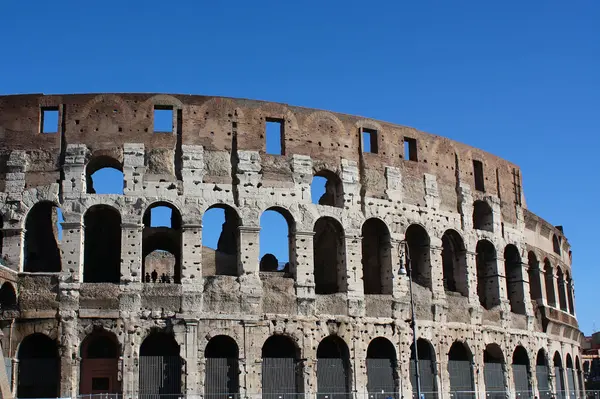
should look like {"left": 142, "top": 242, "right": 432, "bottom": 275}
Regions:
{"left": 361, "top": 128, "right": 378, "bottom": 154}
{"left": 41, "top": 107, "right": 59, "bottom": 134}
{"left": 154, "top": 106, "right": 173, "bottom": 133}
{"left": 265, "top": 118, "right": 284, "bottom": 155}
{"left": 404, "top": 137, "right": 418, "bottom": 161}
{"left": 473, "top": 160, "right": 485, "bottom": 191}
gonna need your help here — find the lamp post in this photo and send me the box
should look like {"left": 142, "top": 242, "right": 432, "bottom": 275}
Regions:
{"left": 398, "top": 240, "right": 422, "bottom": 399}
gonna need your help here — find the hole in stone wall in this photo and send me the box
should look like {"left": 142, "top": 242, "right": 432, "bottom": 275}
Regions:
{"left": 476, "top": 239, "right": 499, "bottom": 310}
{"left": 86, "top": 156, "right": 124, "bottom": 195}
{"left": 0, "top": 282, "right": 17, "bottom": 310}
{"left": 142, "top": 203, "right": 182, "bottom": 284}
{"left": 24, "top": 202, "right": 62, "bottom": 273}
{"left": 504, "top": 244, "right": 525, "bottom": 315}
{"left": 153, "top": 106, "right": 173, "bottom": 133}
{"left": 41, "top": 107, "right": 59, "bottom": 134}
{"left": 265, "top": 118, "right": 284, "bottom": 155}
{"left": 473, "top": 200, "right": 493, "bottom": 232}
{"left": 473, "top": 159, "right": 485, "bottom": 192}
{"left": 553, "top": 234, "right": 561, "bottom": 255}
{"left": 311, "top": 170, "right": 344, "bottom": 208}
{"left": 405, "top": 224, "right": 431, "bottom": 290}
{"left": 361, "top": 128, "right": 378, "bottom": 154}
{"left": 314, "top": 217, "right": 345, "bottom": 294}
{"left": 404, "top": 137, "right": 418, "bottom": 161}
{"left": 202, "top": 205, "right": 240, "bottom": 277}
{"left": 259, "top": 208, "right": 293, "bottom": 272}
{"left": 83, "top": 205, "right": 121, "bottom": 283}
{"left": 361, "top": 218, "right": 392, "bottom": 295}
{"left": 441, "top": 229, "right": 467, "bottom": 296}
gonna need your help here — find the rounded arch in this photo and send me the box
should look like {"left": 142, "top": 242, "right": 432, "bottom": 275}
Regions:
{"left": 448, "top": 341, "right": 473, "bottom": 361}
{"left": 362, "top": 218, "right": 393, "bottom": 295}
{"left": 86, "top": 155, "right": 124, "bottom": 194}
{"left": 544, "top": 259, "right": 557, "bottom": 307}
{"left": 140, "top": 331, "right": 180, "bottom": 357}
{"left": 261, "top": 334, "right": 303, "bottom": 396}
{"left": 205, "top": 335, "right": 239, "bottom": 359}
{"left": 553, "top": 351, "right": 563, "bottom": 368}
{"left": 262, "top": 334, "right": 299, "bottom": 358}
{"left": 476, "top": 239, "right": 500, "bottom": 309}
{"left": 0, "top": 282, "right": 17, "bottom": 309}
{"left": 139, "top": 331, "right": 181, "bottom": 396}
{"left": 259, "top": 206, "right": 296, "bottom": 273}
{"left": 410, "top": 338, "right": 436, "bottom": 361}
{"left": 313, "top": 217, "right": 346, "bottom": 294}
{"left": 405, "top": 224, "right": 432, "bottom": 289}
{"left": 366, "top": 337, "right": 397, "bottom": 395}
{"left": 473, "top": 200, "right": 493, "bottom": 231}
{"left": 311, "top": 169, "right": 344, "bottom": 208}
{"left": 448, "top": 341, "right": 475, "bottom": 395}
{"left": 367, "top": 337, "right": 397, "bottom": 359}
{"left": 202, "top": 204, "right": 241, "bottom": 277}
{"left": 537, "top": 349, "right": 549, "bottom": 366}
{"left": 205, "top": 335, "right": 240, "bottom": 397}
{"left": 441, "top": 229, "right": 468, "bottom": 296}
{"left": 565, "top": 270, "right": 575, "bottom": 315}
{"left": 512, "top": 346, "right": 529, "bottom": 365}
{"left": 484, "top": 344, "right": 507, "bottom": 398}
{"left": 81, "top": 330, "right": 119, "bottom": 359}
{"left": 317, "top": 335, "right": 351, "bottom": 396}
{"left": 566, "top": 354, "right": 574, "bottom": 369}
{"left": 17, "top": 333, "right": 59, "bottom": 399}
{"left": 142, "top": 202, "right": 182, "bottom": 284}
{"left": 23, "top": 201, "right": 62, "bottom": 273}
{"left": 411, "top": 338, "right": 438, "bottom": 398}
{"left": 512, "top": 346, "right": 531, "bottom": 396}
{"left": 317, "top": 335, "right": 350, "bottom": 359}
{"left": 484, "top": 343, "right": 505, "bottom": 363}
{"left": 143, "top": 201, "right": 182, "bottom": 229}
{"left": 79, "top": 330, "right": 121, "bottom": 394}
{"left": 83, "top": 204, "right": 121, "bottom": 283}
{"left": 504, "top": 244, "right": 526, "bottom": 314}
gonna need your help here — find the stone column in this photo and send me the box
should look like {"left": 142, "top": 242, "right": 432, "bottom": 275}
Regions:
{"left": 120, "top": 223, "right": 143, "bottom": 284}
{"left": 60, "top": 221, "right": 84, "bottom": 281}
{"left": 183, "top": 320, "right": 199, "bottom": 395}
{"left": 345, "top": 233, "right": 364, "bottom": 317}
{"left": 58, "top": 318, "right": 78, "bottom": 398}
{"left": 181, "top": 224, "right": 203, "bottom": 286}
{"left": 295, "top": 230, "right": 316, "bottom": 316}
{"left": 536, "top": 265, "right": 548, "bottom": 307}
{"left": 429, "top": 243, "right": 447, "bottom": 323}
{"left": 465, "top": 250, "right": 482, "bottom": 324}
{"left": 121, "top": 323, "right": 140, "bottom": 399}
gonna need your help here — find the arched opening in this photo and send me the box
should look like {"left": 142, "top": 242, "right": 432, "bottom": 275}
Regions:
{"left": 317, "top": 335, "right": 351, "bottom": 399}
{"left": 366, "top": 337, "right": 397, "bottom": 397}
{"left": 17, "top": 333, "right": 59, "bottom": 398}
{"left": 576, "top": 357, "right": 584, "bottom": 399}
{"left": 554, "top": 352, "right": 565, "bottom": 399}
{"left": 262, "top": 335, "right": 302, "bottom": 399}
{"left": 476, "top": 240, "right": 500, "bottom": 310}
{"left": 536, "top": 350, "right": 551, "bottom": 399}
{"left": 311, "top": 170, "right": 344, "bottom": 208}
{"left": 504, "top": 245, "right": 526, "bottom": 314}
{"left": 566, "top": 271, "right": 575, "bottom": 315}
{"left": 205, "top": 335, "right": 239, "bottom": 398}
{"left": 259, "top": 208, "right": 294, "bottom": 273}
{"left": 528, "top": 252, "right": 542, "bottom": 302}
{"left": 362, "top": 219, "right": 392, "bottom": 295}
{"left": 142, "top": 203, "right": 182, "bottom": 284}
{"left": 314, "top": 217, "right": 346, "bottom": 294}
{"left": 202, "top": 205, "right": 240, "bottom": 276}
{"left": 557, "top": 267, "right": 568, "bottom": 312}
{"left": 405, "top": 224, "right": 431, "bottom": 289}
{"left": 410, "top": 339, "right": 437, "bottom": 399}
{"left": 553, "top": 234, "right": 561, "bottom": 255}
{"left": 83, "top": 205, "right": 121, "bottom": 283}
{"left": 448, "top": 342, "right": 474, "bottom": 399}
{"left": 80, "top": 331, "right": 120, "bottom": 395}
{"left": 473, "top": 200, "right": 493, "bottom": 232}
{"left": 0, "top": 282, "right": 17, "bottom": 310}
{"left": 483, "top": 344, "right": 506, "bottom": 399}
{"left": 139, "top": 332, "right": 182, "bottom": 397}
{"left": 441, "top": 229, "right": 468, "bottom": 296}
{"left": 512, "top": 346, "right": 531, "bottom": 397}
{"left": 566, "top": 354, "right": 576, "bottom": 399}
{"left": 544, "top": 260, "right": 557, "bottom": 307}
{"left": 86, "top": 156, "right": 124, "bottom": 194}
{"left": 23, "top": 201, "right": 62, "bottom": 273}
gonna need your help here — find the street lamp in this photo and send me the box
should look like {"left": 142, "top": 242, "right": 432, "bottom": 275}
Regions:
{"left": 398, "top": 240, "right": 422, "bottom": 399}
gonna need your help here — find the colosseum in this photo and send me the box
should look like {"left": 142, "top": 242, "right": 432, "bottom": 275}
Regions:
{"left": 0, "top": 93, "right": 584, "bottom": 399}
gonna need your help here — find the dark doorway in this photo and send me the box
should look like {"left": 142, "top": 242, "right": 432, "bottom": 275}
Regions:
{"left": 448, "top": 342, "right": 474, "bottom": 399}
{"left": 83, "top": 205, "right": 121, "bottom": 283}
{"left": 139, "top": 332, "right": 182, "bottom": 398}
{"left": 536, "top": 350, "right": 551, "bottom": 399}
{"left": 80, "top": 332, "right": 121, "bottom": 395}
{"left": 17, "top": 334, "right": 59, "bottom": 398}
{"left": 205, "top": 335, "right": 239, "bottom": 399}
{"left": 23, "top": 202, "right": 62, "bottom": 273}
{"left": 512, "top": 346, "right": 531, "bottom": 398}
{"left": 366, "top": 337, "right": 397, "bottom": 398}
{"left": 410, "top": 339, "right": 437, "bottom": 399}
{"left": 483, "top": 344, "right": 506, "bottom": 399}
{"left": 262, "top": 335, "right": 302, "bottom": 399}
{"left": 362, "top": 219, "right": 393, "bottom": 295}
{"left": 313, "top": 217, "right": 346, "bottom": 294}
{"left": 317, "top": 335, "right": 351, "bottom": 399}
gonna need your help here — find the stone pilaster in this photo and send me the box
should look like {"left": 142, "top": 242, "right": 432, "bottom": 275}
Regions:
{"left": 120, "top": 223, "right": 143, "bottom": 283}
{"left": 61, "top": 221, "right": 84, "bottom": 281}
{"left": 345, "top": 233, "right": 364, "bottom": 317}
{"left": 295, "top": 230, "right": 315, "bottom": 316}
{"left": 123, "top": 143, "right": 145, "bottom": 196}
{"left": 239, "top": 226, "right": 262, "bottom": 314}
{"left": 181, "top": 224, "right": 203, "bottom": 286}
{"left": 62, "top": 144, "right": 88, "bottom": 195}
{"left": 181, "top": 145, "right": 205, "bottom": 196}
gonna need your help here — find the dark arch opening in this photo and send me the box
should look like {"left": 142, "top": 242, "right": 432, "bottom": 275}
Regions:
{"left": 473, "top": 200, "right": 493, "bottom": 232}
{"left": 528, "top": 252, "right": 542, "bottom": 301}
{"left": 0, "top": 282, "right": 17, "bottom": 310}
{"left": 553, "top": 234, "right": 561, "bottom": 255}
{"left": 311, "top": 170, "right": 344, "bottom": 208}
{"left": 362, "top": 218, "right": 392, "bottom": 295}
{"left": 536, "top": 350, "right": 551, "bottom": 399}
{"left": 86, "top": 155, "right": 124, "bottom": 195}
{"left": 205, "top": 335, "right": 239, "bottom": 397}
{"left": 484, "top": 344, "right": 506, "bottom": 399}
{"left": 366, "top": 337, "right": 397, "bottom": 396}
{"left": 24, "top": 201, "right": 62, "bottom": 273}
{"left": 317, "top": 336, "right": 351, "bottom": 399}
{"left": 80, "top": 332, "right": 120, "bottom": 395}
{"left": 554, "top": 352, "right": 566, "bottom": 399}
{"left": 139, "top": 332, "right": 181, "bottom": 396}
{"left": 83, "top": 205, "right": 121, "bottom": 283}
{"left": 202, "top": 204, "right": 240, "bottom": 276}
{"left": 566, "top": 271, "right": 575, "bottom": 315}
{"left": 405, "top": 224, "right": 431, "bottom": 289}
{"left": 504, "top": 245, "right": 526, "bottom": 314}
{"left": 314, "top": 217, "right": 346, "bottom": 294}
{"left": 557, "top": 267, "right": 568, "bottom": 312}
{"left": 410, "top": 339, "right": 437, "bottom": 399}
{"left": 441, "top": 229, "right": 467, "bottom": 296}
{"left": 260, "top": 207, "right": 295, "bottom": 273}
{"left": 17, "top": 334, "right": 59, "bottom": 398}
{"left": 448, "top": 342, "right": 474, "bottom": 398}
{"left": 262, "top": 335, "right": 302, "bottom": 398}
{"left": 142, "top": 203, "right": 182, "bottom": 284}
{"left": 544, "top": 260, "right": 557, "bottom": 307}
{"left": 476, "top": 240, "right": 499, "bottom": 309}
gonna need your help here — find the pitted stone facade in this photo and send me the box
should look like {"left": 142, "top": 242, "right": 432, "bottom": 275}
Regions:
{"left": 0, "top": 93, "right": 584, "bottom": 399}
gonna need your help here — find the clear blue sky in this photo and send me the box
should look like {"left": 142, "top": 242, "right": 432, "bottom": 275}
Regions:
{"left": 1, "top": 1, "right": 598, "bottom": 334}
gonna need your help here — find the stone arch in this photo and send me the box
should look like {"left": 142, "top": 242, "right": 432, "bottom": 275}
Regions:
{"left": 473, "top": 200, "right": 493, "bottom": 231}
{"left": 544, "top": 259, "right": 557, "bottom": 307}
{"left": 528, "top": 251, "right": 543, "bottom": 301}
{"left": 556, "top": 267, "right": 568, "bottom": 312}
{"left": 410, "top": 338, "right": 438, "bottom": 399}
{"left": 17, "top": 333, "right": 60, "bottom": 398}
{"left": 405, "top": 224, "right": 432, "bottom": 289}
{"left": 202, "top": 203, "right": 241, "bottom": 277}
{"left": 0, "top": 282, "right": 17, "bottom": 310}
{"left": 262, "top": 335, "right": 303, "bottom": 398}
{"left": 483, "top": 343, "right": 507, "bottom": 399}
{"left": 23, "top": 201, "right": 62, "bottom": 273}
{"left": 476, "top": 239, "right": 500, "bottom": 309}
{"left": 361, "top": 218, "right": 393, "bottom": 294}
{"left": 77, "top": 94, "right": 135, "bottom": 122}
{"left": 441, "top": 229, "right": 468, "bottom": 296}
{"left": 83, "top": 204, "right": 121, "bottom": 283}
{"left": 139, "top": 331, "right": 182, "bottom": 396}
{"left": 85, "top": 155, "right": 124, "bottom": 194}
{"left": 142, "top": 202, "right": 182, "bottom": 284}
{"left": 366, "top": 337, "right": 397, "bottom": 395}
{"left": 448, "top": 341, "right": 475, "bottom": 397}
{"left": 314, "top": 217, "right": 346, "bottom": 294}
{"left": 536, "top": 349, "right": 551, "bottom": 399}
{"left": 205, "top": 335, "right": 240, "bottom": 398}
{"left": 312, "top": 169, "right": 345, "bottom": 208}
{"left": 259, "top": 206, "right": 296, "bottom": 273}
{"left": 317, "top": 335, "right": 351, "bottom": 398}
{"left": 504, "top": 244, "right": 526, "bottom": 314}
{"left": 80, "top": 330, "right": 121, "bottom": 394}
{"left": 305, "top": 111, "right": 347, "bottom": 138}
{"left": 512, "top": 346, "right": 531, "bottom": 396}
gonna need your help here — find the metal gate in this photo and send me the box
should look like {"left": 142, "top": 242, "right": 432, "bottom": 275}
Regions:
{"left": 18, "top": 358, "right": 59, "bottom": 398}
{"left": 317, "top": 358, "right": 350, "bottom": 399}
{"left": 262, "top": 357, "right": 301, "bottom": 399}
{"left": 484, "top": 362, "right": 506, "bottom": 399}
{"left": 139, "top": 355, "right": 182, "bottom": 399}
{"left": 567, "top": 368, "right": 577, "bottom": 399}
{"left": 410, "top": 359, "right": 436, "bottom": 399}
{"left": 367, "top": 358, "right": 396, "bottom": 399}
{"left": 536, "top": 365, "right": 551, "bottom": 399}
{"left": 512, "top": 364, "right": 531, "bottom": 398}
{"left": 555, "top": 367, "right": 565, "bottom": 399}
{"left": 448, "top": 360, "right": 474, "bottom": 399}
{"left": 205, "top": 358, "right": 239, "bottom": 399}
{"left": 577, "top": 371, "right": 584, "bottom": 399}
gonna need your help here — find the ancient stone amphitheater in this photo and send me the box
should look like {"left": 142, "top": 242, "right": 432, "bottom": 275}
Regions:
{"left": 0, "top": 94, "right": 583, "bottom": 399}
